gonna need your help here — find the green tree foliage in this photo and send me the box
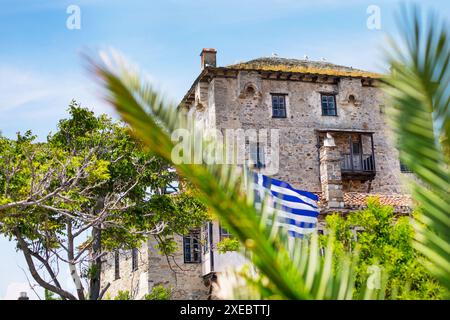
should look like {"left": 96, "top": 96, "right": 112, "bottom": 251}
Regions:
{"left": 216, "top": 237, "right": 240, "bottom": 254}
{"left": 0, "top": 101, "right": 208, "bottom": 300}
{"left": 322, "top": 198, "right": 444, "bottom": 299}
{"left": 144, "top": 285, "right": 172, "bottom": 300}
{"left": 44, "top": 289, "right": 60, "bottom": 300}
{"left": 113, "top": 290, "right": 131, "bottom": 300}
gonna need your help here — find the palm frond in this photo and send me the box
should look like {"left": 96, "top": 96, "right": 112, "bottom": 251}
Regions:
{"left": 383, "top": 6, "right": 450, "bottom": 292}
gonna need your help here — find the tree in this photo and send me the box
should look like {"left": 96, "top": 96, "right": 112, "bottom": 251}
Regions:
{"left": 322, "top": 198, "right": 444, "bottom": 299}
{"left": 0, "top": 101, "right": 208, "bottom": 300}
{"left": 144, "top": 285, "right": 172, "bottom": 300}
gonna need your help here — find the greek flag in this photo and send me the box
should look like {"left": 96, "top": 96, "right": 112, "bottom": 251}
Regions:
{"left": 252, "top": 173, "right": 319, "bottom": 238}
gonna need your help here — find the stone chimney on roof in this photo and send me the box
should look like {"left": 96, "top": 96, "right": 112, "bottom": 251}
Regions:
{"left": 200, "top": 48, "right": 217, "bottom": 70}
{"left": 18, "top": 292, "right": 29, "bottom": 300}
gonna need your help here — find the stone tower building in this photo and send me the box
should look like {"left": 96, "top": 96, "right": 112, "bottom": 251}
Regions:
{"left": 100, "top": 49, "right": 412, "bottom": 300}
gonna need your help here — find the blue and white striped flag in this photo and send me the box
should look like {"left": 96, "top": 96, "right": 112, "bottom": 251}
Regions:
{"left": 252, "top": 172, "right": 319, "bottom": 238}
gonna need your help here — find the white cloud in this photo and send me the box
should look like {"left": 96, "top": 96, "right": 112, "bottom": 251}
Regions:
{"left": 0, "top": 67, "right": 52, "bottom": 112}
{"left": 0, "top": 66, "right": 109, "bottom": 112}
{"left": 0, "top": 65, "right": 114, "bottom": 139}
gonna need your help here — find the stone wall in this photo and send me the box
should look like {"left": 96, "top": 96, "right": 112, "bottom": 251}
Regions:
{"left": 100, "top": 243, "right": 149, "bottom": 300}
{"left": 147, "top": 235, "right": 209, "bottom": 300}
{"left": 100, "top": 235, "right": 208, "bottom": 300}
{"left": 192, "top": 72, "right": 406, "bottom": 195}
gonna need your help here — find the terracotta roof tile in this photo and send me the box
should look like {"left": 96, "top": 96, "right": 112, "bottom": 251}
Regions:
{"left": 344, "top": 192, "right": 412, "bottom": 210}
{"left": 316, "top": 192, "right": 412, "bottom": 214}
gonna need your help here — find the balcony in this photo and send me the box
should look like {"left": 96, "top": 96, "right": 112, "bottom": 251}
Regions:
{"left": 318, "top": 130, "right": 376, "bottom": 181}
{"left": 341, "top": 153, "right": 375, "bottom": 180}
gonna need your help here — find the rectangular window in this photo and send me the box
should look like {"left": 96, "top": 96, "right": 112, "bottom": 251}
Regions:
{"left": 271, "top": 94, "right": 287, "bottom": 118}
{"left": 400, "top": 161, "right": 412, "bottom": 173}
{"left": 183, "top": 230, "right": 201, "bottom": 263}
{"left": 114, "top": 251, "right": 120, "bottom": 280}
{"left": 352, "top": 142, "right": 361, "bottom": 155}
{"left": 250, "top": 142, "right": 266, "bottom": 169}
{"left": 219, "top": 224, "right": 232, "bottom": 240}
{"left": 131, "top": 248, "right": 138, "bottom": 271}
{"left": 321, "top": 94, "right": 337, "bottom": 116}
{"left": 203, "top": 223, "right": 209, "bottom": 254}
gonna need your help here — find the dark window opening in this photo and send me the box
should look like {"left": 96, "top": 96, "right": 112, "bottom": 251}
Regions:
{"left": 352, "top": 142, "right": 361, "bottom": 155}
{"left": 114, "top": 251, "right": 120, "bottom": 280}
{"left": 271, "top": 94, "right": 287, "bottom": 118}
{"left": 321, "top": 94, "right": 337, "bottom": 116}
{"left": 203, "top": 223, "right": 210, "bottom": 254}
{"left": 183, "top": 230, "right": 201, "bottom": 263}
{"left": 246, "top": 85, "right": 255, "bottom": 96}
{"left": 219, "top": 224, "right": 232, "bottom": 241}
{"left": 340, "top": 134, "right": 375, "bottom": 173}
{"left": 250, "top": 142, "right": 266, "bottom": 169}
{"left": 131, "top": 248, "right": 138, "bottom": 271}
{"left": 400, "top": 161, "right": 412, "bottom": 173}
{"left": 353, "top": 228, "right": 364, "bottom": 242}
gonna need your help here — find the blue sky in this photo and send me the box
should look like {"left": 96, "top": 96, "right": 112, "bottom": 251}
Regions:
{"left": 0, "top": 0, "right": 449, "bottom": 299}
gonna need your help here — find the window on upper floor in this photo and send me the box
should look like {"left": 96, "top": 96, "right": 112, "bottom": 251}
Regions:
{"left": 183, "top": 230, "right": 201, "bottom": 263}
{"left": 271, "top": 94, "right": 287, "bottom": 118}
{"left": 219, "top": 224, "right": 232, "bottom": 241}
{"left": 114, "top": 251, "right": 120, "bottom": 280}
{"left": 400, "top": 161, "right": 413, "bottom": 173}
{"left": 250, "top": 142, "right": 266, "bottom": 169}
{"left": 321, "top": 93, "right": 337, "bottom": 116}
{"left": 131, "top": 247, "right": 139, "bottom": 271}
{"left": 203, "top": 222, "right": 210, "bottom": 254}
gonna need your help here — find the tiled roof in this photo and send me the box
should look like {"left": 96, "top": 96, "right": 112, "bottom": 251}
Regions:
{"left": 317, "top": 192, "right": 412, "bottom": 214}
{"left": 344, "top": 192, "right": 412, "bottom": 208}
{"left": 227, "top": 57, "right": 381, "bottom": 79}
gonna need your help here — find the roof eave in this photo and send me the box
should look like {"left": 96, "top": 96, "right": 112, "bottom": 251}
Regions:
{"left": 179, "top": 66, "right": 382, "bottom": 107}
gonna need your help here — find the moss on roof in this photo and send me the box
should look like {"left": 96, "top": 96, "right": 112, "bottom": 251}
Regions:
{"left": 227, "top": 57, "right": 381, "bottom": 79}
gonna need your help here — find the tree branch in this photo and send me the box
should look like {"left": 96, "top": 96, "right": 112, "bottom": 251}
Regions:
{"left": 15, "top": 231, "right": 78, "bottom": 300}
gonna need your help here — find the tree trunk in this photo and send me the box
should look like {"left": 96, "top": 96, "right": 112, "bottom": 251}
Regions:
{"left": 15, "top": 231, "right": 77, "bottom": 300}
{"left": 89, "top": 225, "right": 102, "bottom": 300}
{"left": 67, "top": 220, "right": 85, "bottom": 300}
{"left": 89, "top": 197, "right": 105, "bottom": 300}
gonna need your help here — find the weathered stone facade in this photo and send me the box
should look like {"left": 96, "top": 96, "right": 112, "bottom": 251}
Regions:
{"left": 189, "top": 71, "right": 403, "bottom": 196}
{"left": 101, "top": 49, "right": 412, "bottom": 299}
{"left": 100, "top": 235, "right": 209, "bottom": 300}
{"left": 101, "top": 244, "right": 149, "bottom": 299}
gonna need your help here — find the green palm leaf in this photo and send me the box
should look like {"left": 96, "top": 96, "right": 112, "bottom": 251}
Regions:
{"left": 383, "top": 6, "right": 450, "bottom": 292}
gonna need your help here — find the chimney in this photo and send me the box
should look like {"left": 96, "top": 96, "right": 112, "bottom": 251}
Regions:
{"left": 18, "top": 292, "right": 29, "bottom": 300}
{"left": 200, "top": 48, "right": 217, "bottom": 70}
